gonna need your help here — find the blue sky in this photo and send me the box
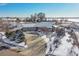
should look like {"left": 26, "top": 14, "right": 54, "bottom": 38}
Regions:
{"left": 0, "top": 3, "right": 79, "bottom": 17}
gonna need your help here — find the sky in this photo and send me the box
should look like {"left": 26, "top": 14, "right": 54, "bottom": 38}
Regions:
{"left": 0, "top": 3, "right": 79, "bottom": 17}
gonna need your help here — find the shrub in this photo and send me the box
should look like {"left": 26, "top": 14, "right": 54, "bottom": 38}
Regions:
{"left": 5, "top": 30, "right": 25, "bottom": 43}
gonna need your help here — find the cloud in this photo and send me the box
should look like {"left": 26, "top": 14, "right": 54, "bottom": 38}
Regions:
{"left": 0, "top": 3, "right": 7, "bottom": 6}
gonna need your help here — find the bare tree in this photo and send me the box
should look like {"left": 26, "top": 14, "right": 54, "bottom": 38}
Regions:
{"left": 30, "top": 12, "right": 46, "bottom": 22}
{"left": 16, "top": 18, "right": 21, "bottom": 23}
{"left": 37, "top": 12, "right": 45, "bottom": 22}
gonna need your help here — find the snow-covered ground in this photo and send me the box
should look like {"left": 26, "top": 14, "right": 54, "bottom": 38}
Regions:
{"left": 68, "top": 19, "right": 79, "bottom": 22}
{"left": 41, "top": 27, "right": 79, "bottom": 56}
{"left": 53, "top": 33, "right": 73, "bottom": 56}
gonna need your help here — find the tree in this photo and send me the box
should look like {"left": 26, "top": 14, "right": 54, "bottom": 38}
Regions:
{"left": 37, "top": 12, "right": 45, "bottom": 22}
{"left": 16, "top": 18, "right": 21, "bottom": 23}
{"left": 26, "top": 12, "right": 46, "bottom": 22}
{"left": 30, "top": 13, "right": 38, "bottom": 22}
{"left": 26, "top": 17, "right": 30, "bottom": 22}
{"left": 30, "top": 14, "right": 34, "bottom": 22}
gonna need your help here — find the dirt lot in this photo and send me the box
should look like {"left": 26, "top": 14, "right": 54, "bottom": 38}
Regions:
{"left": 0, "top": 33, "right": 46, "bottom": 56}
